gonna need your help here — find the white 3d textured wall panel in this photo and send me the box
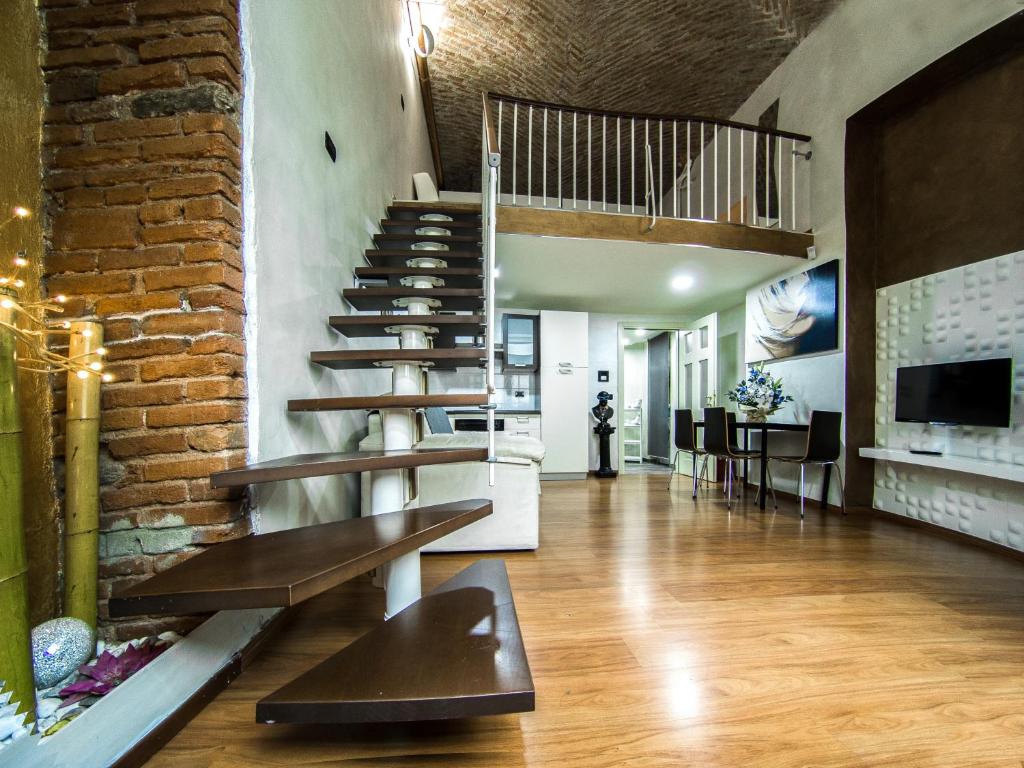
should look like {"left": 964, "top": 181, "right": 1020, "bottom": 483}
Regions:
{"left": 874, "top": 250, "right": 1024, "bottom": 551}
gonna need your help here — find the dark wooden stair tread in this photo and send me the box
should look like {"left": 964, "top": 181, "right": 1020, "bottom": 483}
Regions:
{"left": 379, "top": 219, "right": 480, "bottom": 231}
{"left": 387, "top": 201, "right": 481, "bottom": 220}
{"left": 363, "top": 249, "right": 482, "bottom": 267}
{"left": 289, "top": 394, "right": 488, "bottom": 412}
{"left": 256, "top": 559, "right": 534, "bottom": 724}
{"left": 354, "top": 267, "right": 482, "bottom": 289}
{"left": 311, "top": 348, "right": 485, "bottom": 370}
{"left": 108, "top": 501, "right": 493, "bottom": 618}
{"left": 210, "top": 447, "right": 487, "bottom": 488}
{"left": 329, "top": 314, "right": 484, "bottom": 338}
{"left": 344, "top": 287, "right": 484, "bottom": 311}
{"left": 374, "top": 234, "right": 480, "bottom": 250}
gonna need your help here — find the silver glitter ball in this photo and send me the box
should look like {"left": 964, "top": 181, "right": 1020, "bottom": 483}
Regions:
{"left": 30, "top": 618, "right": 95, "bottom": 689}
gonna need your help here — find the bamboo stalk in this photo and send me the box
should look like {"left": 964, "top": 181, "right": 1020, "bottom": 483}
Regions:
{"left": 63, "top": 321, "right": 102, "bottom": 631}
{"left": 0, "top": 287, "right": 35, "bottom": 722}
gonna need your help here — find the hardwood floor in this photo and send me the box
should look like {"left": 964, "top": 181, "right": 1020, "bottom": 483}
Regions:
{"left": 146, "top": 475, "right": 1024, "bottom": 767}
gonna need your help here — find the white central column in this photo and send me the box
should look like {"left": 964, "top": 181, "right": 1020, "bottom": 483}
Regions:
{"left": 371, "top": 284, "right": 434, "bottom": 618}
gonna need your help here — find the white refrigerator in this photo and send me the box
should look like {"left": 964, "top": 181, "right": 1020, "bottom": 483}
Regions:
{"left": 539, "top": 310, "right": 589, "bottom": 479}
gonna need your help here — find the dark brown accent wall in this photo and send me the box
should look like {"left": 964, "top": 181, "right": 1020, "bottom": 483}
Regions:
{"left": 844, "top": 12, "right": 1024, "bottom": 505}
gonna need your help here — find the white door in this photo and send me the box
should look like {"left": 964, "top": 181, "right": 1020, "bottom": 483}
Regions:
{"left": 540, "top": 310, "right": 589, "bottom": 368}
{"left": 678, "top": 312, "right": 718, "bottom": 479}
{"left": 540, "top": 365, "right": 589, "bottom": 474}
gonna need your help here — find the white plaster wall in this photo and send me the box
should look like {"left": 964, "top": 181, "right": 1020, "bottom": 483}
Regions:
{"left": 873, "top": 251, "right": 1024, "bottom": 551}
{"left": 243, "top": 0, "right": 433, "bottom": 531}
{"left": 722, "top": 0, "right": 1020, "bottom": 504}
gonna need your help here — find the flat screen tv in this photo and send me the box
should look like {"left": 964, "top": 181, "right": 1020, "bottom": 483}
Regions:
{"left": 894, "top": 358, "right": 1013, "bottom": 427}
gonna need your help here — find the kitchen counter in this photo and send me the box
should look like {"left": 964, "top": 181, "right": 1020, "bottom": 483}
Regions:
{"left": 445, "top": 406, "right": 541, "bottom": 415}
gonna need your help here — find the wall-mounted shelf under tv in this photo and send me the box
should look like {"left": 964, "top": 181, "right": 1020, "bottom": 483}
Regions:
{"left": 859, "top": 448, "right": 1024, "bottom": 484}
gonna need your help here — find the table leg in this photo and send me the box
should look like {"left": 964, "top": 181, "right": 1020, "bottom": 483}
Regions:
{"left": 743, "top": 430, "right": 749, "bottom": 487}
{"left": 759, "top": 428, "right": 768, "bottom": 510}
{"left": 821, "top": 464, "right": 831, "bottom": 509}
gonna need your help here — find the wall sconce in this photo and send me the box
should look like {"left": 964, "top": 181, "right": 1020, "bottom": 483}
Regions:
{"left": 410, "top": 24, "right": 435, "bottom": 57}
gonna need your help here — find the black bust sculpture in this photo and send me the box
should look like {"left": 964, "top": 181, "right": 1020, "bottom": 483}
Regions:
{"left": 592, "top": 391, "right": 617, "bottom": 478}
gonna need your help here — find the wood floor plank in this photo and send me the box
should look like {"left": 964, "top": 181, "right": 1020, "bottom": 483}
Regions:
{"left": 146, "top": 474, "right": 1024, "bottom": 768}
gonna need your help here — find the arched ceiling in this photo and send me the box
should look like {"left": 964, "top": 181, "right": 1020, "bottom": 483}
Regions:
{"left": 424, "top": 0, "right": 841, "bottom": 190}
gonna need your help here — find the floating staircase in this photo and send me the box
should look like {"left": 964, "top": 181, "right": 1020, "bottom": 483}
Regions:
{"left": 111, "top": 199, "right": 534, "bottom": 725}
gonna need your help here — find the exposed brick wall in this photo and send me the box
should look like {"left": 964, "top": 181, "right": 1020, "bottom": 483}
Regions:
{"left": 40, "top": 0, "right": 249, "bottom": 640}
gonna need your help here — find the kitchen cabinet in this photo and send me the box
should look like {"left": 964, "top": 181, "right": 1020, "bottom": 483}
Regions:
{"left": 501, "top": 313, "right": 539, "bottom": 371}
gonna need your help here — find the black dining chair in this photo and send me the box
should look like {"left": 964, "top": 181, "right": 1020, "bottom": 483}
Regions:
{"left": 702, "top": 407, "right": 760, "bottom": 509}
{"left": 666, "top": 409, "right": 706, "bottom": 497}
{"left": 766, "top": 410, "right": 845, "bottom": 518}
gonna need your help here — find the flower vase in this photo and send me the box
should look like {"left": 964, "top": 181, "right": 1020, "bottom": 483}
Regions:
{"left": 743, "top": 409, "right": 769, "bottom": 423}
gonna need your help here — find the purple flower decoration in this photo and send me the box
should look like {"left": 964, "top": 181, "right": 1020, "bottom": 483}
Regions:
{"left": 58, "top": 638, "right": 168, "bottom": 707}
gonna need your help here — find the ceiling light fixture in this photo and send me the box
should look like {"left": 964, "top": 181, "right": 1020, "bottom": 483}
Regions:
{"left": 493, "top": 265, "right": 501, "bottom": 279}
{"left": 671, "top": 275, "right": 695, "bottom": 291}
{"left": 634, "top": 328, "right": 646, "bottom": 337}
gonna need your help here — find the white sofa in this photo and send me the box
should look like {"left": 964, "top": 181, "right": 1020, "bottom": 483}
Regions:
{"left": 359, "top": 419, "right": 544, "bottom": 551}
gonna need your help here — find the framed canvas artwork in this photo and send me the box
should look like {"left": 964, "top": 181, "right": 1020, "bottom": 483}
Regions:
{"left": 746, "top": 259, "right": 839, "bottom": 362}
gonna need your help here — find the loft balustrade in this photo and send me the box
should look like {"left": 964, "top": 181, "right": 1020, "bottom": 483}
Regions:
{"left": 482, "top": 92, "right": 813, "bottom": 236}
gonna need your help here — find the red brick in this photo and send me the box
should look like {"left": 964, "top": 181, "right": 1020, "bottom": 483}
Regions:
{"left": 144, "top": 263, "right": 240, "bottom": 291}
{"left": 181, "top": 113, "right": 240, "bottom": 146}
{"left": 45, "top": 44, "right": 129, "bottom": 69}
{"left": 142, "top": 220, "right": 239, "bottom": 245}
{"left": 108, "top": 430, "right": 189, "bottom": 459}
{"left": 146, "top": 401, "right": 243, "bottom": 428}
{"left": 140, "top": 133, "right": 237, "bottom": 163}
{"left": 182, "top": 242, "right": 239, "bottom": 266}
{"left": 99, "top": 555, "right": 154, "bottom": 578}
{"left": 185, "top": 56, "right": 241, "bottom": 91}
{"left": 43, "top": 124, "right": 84, "bottom": 146}
{"left": 47, "top": 271, "right": 133, "bottom": 296}
{"left": 138, "top": 501, "right": 242, "bottom": 528}
{"left": 140, "top": 452, "right": 238, "bottom": 481}
{"left": 103, "top": 336, "right": 189, "bottom": 361}
{"left": 140, "top": 353, "right": 243, "bottom": 382}
{"left": 53, "top": 208, "right": 139, "bottom": 250}
{"left": 102, "top": 318, "right": 137, "bottom": 343}
{"left": 97, "top": 245, "right": 181, "bottom": 270}
{"left": 188, "top": 335, "right": 243, "bottom": 356}
{"left": 85, "top": 162, "right": 180, "bottom": 187}
{"left": 139, "top": 200, "right": 182, "bottom": 224}
{"left": 148, "top": 174, "right": 237, "bottom": 203}
{"left": 102, "top": 382, "right": 182, "bottom": 409}
{"left": 105, "top": 185, "right": 148, "bottom": 205}
{"left": 101, "top": 408, "right": 146, "bottom": 432}
{"left": 141, "top": 309, "right": 242, "bottom": 336}
{"left": 186, "top": 286, "right": 244, "bottom": 313}
{"left": 185, "top": 377, "right": 245, "bottom": 401}
{"left": 183, "top": 196, "right": 240, "bottom": 227}
{"left": 139, "top": 34, "right": 238, "bottom": 65}
{"left": 47, "top": 5, "right": 132, "bottom": 30}
{"left": 93, "top": 117, "right": 180, "bottom": 142}
{"left": 95, "top": 292, "right": 181, "bottom": 316}
{"left": 61, "top": 187, "right": 106, "bottom": 208}
{"left": 186, "top": 477, "right": 238, "bottom": 501}
{"left": 135, "top": 0, "right": 238, "bottom": 23}
{"left": 69, "top": 99, "right": 126, "bottom": 124}
{"left": 48, "top": 251, "right": 98, "bottom": 274}
{"left": 54, "top": 142, "right": 140, "bottom": 169}
{"left": 98, "top": 62, "right": 187, "bottom": 95}
{"left": 185, "top": 424, "right": 245, "bottom": 452}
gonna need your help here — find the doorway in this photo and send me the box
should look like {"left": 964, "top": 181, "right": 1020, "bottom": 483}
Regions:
{"left": 618, "top": 325, "right": 680, "bottom": 475}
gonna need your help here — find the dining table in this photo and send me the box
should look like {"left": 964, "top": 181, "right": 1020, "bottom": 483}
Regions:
{"left": 693, "top": 420, "right": 825, "bottom": 510}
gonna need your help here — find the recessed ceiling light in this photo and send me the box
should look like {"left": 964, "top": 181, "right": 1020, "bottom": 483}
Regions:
{"left": 634, "top": 328, "right": 646, "bottom": 336}
{"left": 671, "top": 275, "right": 695, "bottom": 291}
{"left": 493, "top": 265, "right": 501, "bottom": 278}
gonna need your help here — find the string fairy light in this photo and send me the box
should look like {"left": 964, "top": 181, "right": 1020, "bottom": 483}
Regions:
{"left": 0, "top": 206, "right": 111, "bottom": 381}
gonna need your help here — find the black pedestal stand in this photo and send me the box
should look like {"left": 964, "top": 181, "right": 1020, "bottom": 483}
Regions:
{"left": 591, "top": 391, "right": 618, "bottom": 478}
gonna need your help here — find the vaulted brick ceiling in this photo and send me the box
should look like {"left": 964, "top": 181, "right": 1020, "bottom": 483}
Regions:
{"left": 426, "top": 0, "right": 841, "bottom": 190}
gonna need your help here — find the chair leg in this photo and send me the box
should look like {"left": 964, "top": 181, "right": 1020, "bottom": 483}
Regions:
{"left": 696, "top": 455, "right": 709, "bottom": 498}
{"left": 726, "top": 460, "right": 734, "bottom": 510}
{"left": 766, "top": 461, "right": 779, "bottom": 511}
{"left": 831, "top": 461, "right": 847, "bottom": 515}
{"left": 691, "top": 453, "right": 698, "bottom": 498}
{"left": 799, "top": 464, "right": 806, "bottom": 518}
{"left": 666, "top": 450, "right": 679, "bottom": 491}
